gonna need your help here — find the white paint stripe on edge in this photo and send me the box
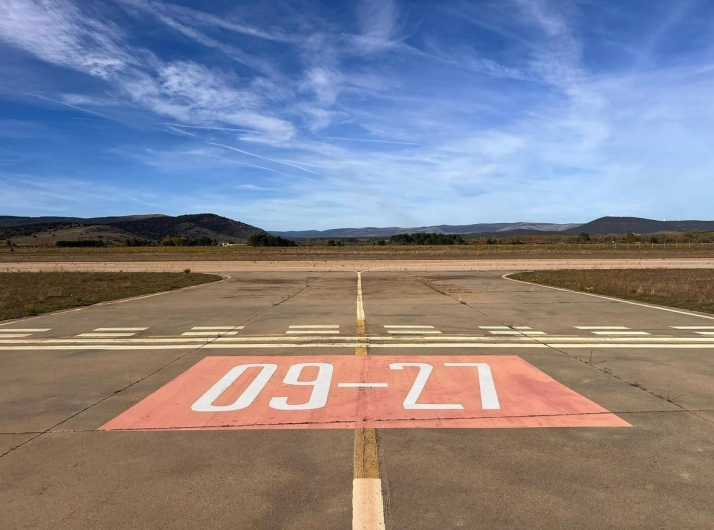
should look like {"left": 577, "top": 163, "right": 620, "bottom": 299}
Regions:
{"left": 352, "top": 478, "right": 386, "bottom": 530}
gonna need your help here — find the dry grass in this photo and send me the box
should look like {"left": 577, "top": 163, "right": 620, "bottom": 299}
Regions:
{"left": 1, "top": 243, "right": 714, "bottom": 262}
{"left": 0, "top": 272, "right": 220, "bottom": 321}
{"left": 512, "top": 269, "right": 714, "bottom": 314}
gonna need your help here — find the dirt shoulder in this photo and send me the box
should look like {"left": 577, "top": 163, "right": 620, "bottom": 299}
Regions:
{"left": 0, "top": 272, "right": 220, "bottom": 321}
{"left": 510, "top": 269, "right": 714, "bottom": 314}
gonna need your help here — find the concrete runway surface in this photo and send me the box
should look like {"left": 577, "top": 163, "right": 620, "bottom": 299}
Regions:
{"left": 1, "top": 269, "right": 713, "bottom": 529}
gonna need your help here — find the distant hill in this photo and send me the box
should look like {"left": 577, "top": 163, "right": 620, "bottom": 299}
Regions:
{"left": 0, "top": 214, "right": 265, "bottom": 245}
{"left": 0, "top": 214, "right": 168, "bottom": 228}
{"left": 272, "top": 222, "right": 579, "bottom": 239}
{"left": 564, "top": 217, "right": 714, "bottom": 235}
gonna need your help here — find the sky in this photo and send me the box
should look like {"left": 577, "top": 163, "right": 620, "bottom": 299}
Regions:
{"left": 1, "top": 0, "right": 713, "bottom": 230}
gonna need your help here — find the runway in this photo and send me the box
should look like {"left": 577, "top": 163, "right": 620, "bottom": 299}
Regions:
{"left": 1, "top": 270, "right": 713, "bottom": 528}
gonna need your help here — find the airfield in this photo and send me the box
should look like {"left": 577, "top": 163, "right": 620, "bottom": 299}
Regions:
{"left": 1, "top": 263, "right": 713, "bottom": 528}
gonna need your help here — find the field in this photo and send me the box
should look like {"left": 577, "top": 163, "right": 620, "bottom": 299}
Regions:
{"left": 0, "top": 272, "right": 221, "bottom": 321}
{"left": 511, "top": 269, "right": 714, "bottom": 314}
{"left": 2, "top": 242, "right": 714, "bottom": 262}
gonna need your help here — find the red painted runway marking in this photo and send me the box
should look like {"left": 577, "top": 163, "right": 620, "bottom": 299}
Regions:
{"left": 100, "top": 355, "right": 629, "bottom": 431}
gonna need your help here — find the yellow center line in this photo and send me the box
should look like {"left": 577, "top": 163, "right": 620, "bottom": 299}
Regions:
{"left": 353, "top": 271, "right": 386, "bottom": 529}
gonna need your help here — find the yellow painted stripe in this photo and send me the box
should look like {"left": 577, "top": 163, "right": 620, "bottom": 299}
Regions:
{"left": 353, "top": 271, "right": 384, "bottom": 529}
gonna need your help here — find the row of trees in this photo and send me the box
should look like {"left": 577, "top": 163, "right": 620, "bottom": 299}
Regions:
{"left": 389, "top": 233, "right": 466, "bottom": 245}
{"left": 160, "top": 236, "right": 216, "bottom": 246}
{"left": 248, "top": 234, "right": 297, "bottom": 247}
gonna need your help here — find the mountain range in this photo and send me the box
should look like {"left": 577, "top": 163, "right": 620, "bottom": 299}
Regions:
{"left": 271, "top": 217, "right": 714, "bottom": 238}
{"left": 2, "top": 215, "right": 714, "bottom": 245}
{"left": 0, "top": 214, "right": 265, "bottom": 245}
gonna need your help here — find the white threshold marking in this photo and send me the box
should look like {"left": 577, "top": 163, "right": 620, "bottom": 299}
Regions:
{"left": 387, "top": 330, "right": 442, "bottom": 334}
{"left": 191, "top": 326, "right": 244, "bottom": 330}
{"left": 338, "top": 382, "right": 388, "bottom": 388}
{"left": 575, "top": 326, "right": 630, "bottom": 330}
{"left": 673, "top": 326, "right": 714, "bottom": 330}
{"left": 0, "top": 334, "right": 32, "bottom": 338}
{"left": 353, "top": 478, "right": 386, "bottom": 530}
{"left": 513, "top": 326, "right": 532, "bottom": 330}
{"left": 0, "top": 328, "right": 51, "bottom": 332}
{"left": 286, "top": 330, "right": 340, "bottom": 334}
{"left": 93, "top": 327, "right": 148, "bottom": 332}
{"left": 289, "top": 325, "right": 340, "bottom": 329}
{"left": 76, "top": 333, "right": 136, "bottom": 338}
{"left": 591, "top": 331, "right": 650, "bottom": 336}
{"left": 479, "top": 326, "right": 510, "bottom": 330}
{"left": 383, "top": 325, "right": 435, "bottom": 329}
{"left": 696, "top": 332, "right": 714, "bottom": 336}
{"left": 182, "top": 331, "right": 240, "bottom": 336}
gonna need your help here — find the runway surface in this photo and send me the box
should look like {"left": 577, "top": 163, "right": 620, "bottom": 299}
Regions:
{"left": 1, "top": 270, "right": 713, "bottom": 529}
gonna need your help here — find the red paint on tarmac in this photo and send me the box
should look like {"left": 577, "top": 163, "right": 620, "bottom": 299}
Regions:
{"left": 100, "top": 355, "right": 629, "bottom": 430}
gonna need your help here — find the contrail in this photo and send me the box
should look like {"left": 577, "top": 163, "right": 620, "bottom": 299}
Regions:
{"left": 197, "top": 152, "right": 318, "bottom": 182}
{"left": 26, "top": 94, "right": 119, "bottom": 121}
{"left": 161, "top": 123, "right": 255, "bottom": 133}
{"left": 206, "top": 142, "right": 319, "bottom": 175}
{"left": 318, "top": 136, "right": 421, "bottom": 146}
{"left": 163, "top": 126, "right": 197, "bottom": 138}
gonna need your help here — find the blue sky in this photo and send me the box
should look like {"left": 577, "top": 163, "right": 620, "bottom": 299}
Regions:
{"left": 1, "top": 0, "right": 713, "bottom": 230}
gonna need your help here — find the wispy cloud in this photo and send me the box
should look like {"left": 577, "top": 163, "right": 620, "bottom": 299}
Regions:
{"left": 2, "top": 0, "right": 714, "bottom": 227}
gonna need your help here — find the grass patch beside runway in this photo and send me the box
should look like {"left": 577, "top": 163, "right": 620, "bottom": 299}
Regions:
{"left": 511, "top": 269, "right": 714, "bottom": 314}
{"left": 0, "top": 272, "right": 221, "bottom": 321}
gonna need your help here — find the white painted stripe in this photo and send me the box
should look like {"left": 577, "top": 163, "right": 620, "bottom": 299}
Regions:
{"left": 6, "top": 341, "right": 714, "bottom": 351}
{"left": 386, "top": 330, "right": 442, "bottom": 334}
{"left": 93, "top": 327, "right": 148, "bottom": 332}
{"left": 591, "top": 331, "right": 650, "bottom": 336}
{"left": 288, "top": 325, "right": 340, "bottom": 329}
{"left": 673, "top": 326, "right": 714, "bottom": 330}
{"left": 4, "top": 334, "right": 714, "bottom": 345}
{"left": 181, "top": 331, "right": 240, "bottom": 336}
{"left": 513, "top": 326, "right": 532, "bottom": 330}
{"left": 488, "top": 331, "right": 522, "bottom": 335}
{"left": 191, "top": 326, "right": 244, "bottom": 330}
{"left": 479, "top": 326, "right": 510, "bottom": 329}
{"left": 76, "top": 333, "right": 136, "bottom": 338}
{"left": 338, "top": 383, "right": 388, "bottom": 388}
{"left": 0, "top": 334, "right": 32, "bottom": 338}
{"left": 0, "top": 328, "right": 51, "bottom": 332}
{"left": 575, "top": 326, "right": 630, "bottom": 330}
{"left": 695, "top": 332, "right": 714, "bottom": 336}
{"left": 352, "top": 478, "right": 386, "bottom": 530}
{"left": 523, "top": 331, "right": 547, "bottom": 335}
{"left": 383, "top": 325, "right": 435, "bottom": 329}
{"left": 285, "top": 330, "right": 341, "bottom": 334}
